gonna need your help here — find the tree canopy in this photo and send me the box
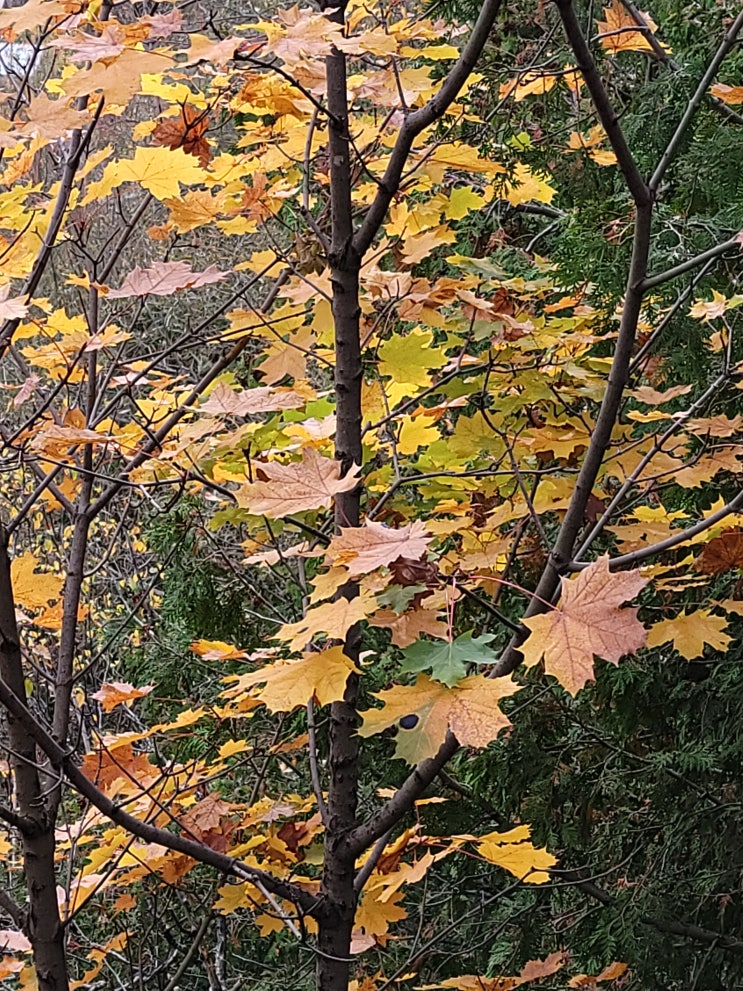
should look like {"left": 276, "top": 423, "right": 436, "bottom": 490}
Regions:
{"left": 0, "top": 0, "right": 742, "bottom": 989}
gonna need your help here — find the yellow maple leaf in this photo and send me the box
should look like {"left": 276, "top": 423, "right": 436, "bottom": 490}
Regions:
{"left": 235, "top": 448, "right": 360, "bottom": 518}
{"left": 646, "top": 610, "right": 731, "bottom": 660}
{"left": 214, "top": 880, "right": 262, "bottom": 914}
{"left": 689, "top": 289, "right": 743, "bottom": 321}
{"left": 400, "top": 225, "right": 458, "bottom": 266}
{"left": 221, "top": 645, "right": 360, "bottom": 712}
{"left": 191, "top": 639, "right": 248, "bottom": 661}
{"left": 163, "top": 189, "right": 225, "bottom": 232}
{"left": 502, "top": 162, "right": 556, "bottom": 207}
{"left": 358, "top": 674, "right": 517, "bottom": 764}
{"left": 566, "top": 125, "right": 617, "bottom": 166}
{"left": 354, "top": 888, "right": 407, "bottom": 937}
{"left": 84, "top": 146, "right": 207, "bottom": 204}
{"left": 378, "top": 328, "right": 447, "bottom": 405}
{"left": 499, "top": 71, "right": 558, "bottom": 101}
{"left": 520, "top": 555, "right": 648, "bottom": 695}
{"left": 258, "top": 324, "right": 317, "bottom": 384}
{"left": 596, "top": 0, "right": 667, "bottom": 54}
{"left": 11, "top": 553, "right": 63, "bottom": 610}
{"left": 476, "top": 825, "right": 557, "bottom": 884}
{"left": 275, "top": 591, "right": 377, "bottom": 651}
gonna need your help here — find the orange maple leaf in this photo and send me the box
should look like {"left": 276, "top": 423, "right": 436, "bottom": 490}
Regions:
{"left": 369, "top": 607, "right": 449, "bottom": 647}
{"left": 710, "top": 83, "right": 743, "bottom": 105}
{"left": 152, "top": 103, "right": 212, "bottom": 167}
{"left": 90, "top": 681, "right": 154, "bottom": 712}
{"left": 596, "top": 0, "right": 666, "bottom": 54}
{"left": 520, "top": 555, "right": 647, "bottom": 695}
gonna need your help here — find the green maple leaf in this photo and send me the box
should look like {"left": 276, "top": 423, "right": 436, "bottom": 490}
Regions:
{"left": 399, "top": 631, "right": 498, "bottom": 687}
{"left": 376, "top": 584, "right": 426, "bottom": 613}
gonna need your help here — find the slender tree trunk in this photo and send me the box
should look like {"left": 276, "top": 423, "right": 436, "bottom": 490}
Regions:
{"left": 0, "top": 530, "right": 69, "bottom": 991}
{"left": 318, "top": 6, "right": 364, "bottom": 987}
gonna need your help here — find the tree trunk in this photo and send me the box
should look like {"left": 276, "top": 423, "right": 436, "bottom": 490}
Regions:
{"left": 0, "top": 529, "right": 70, "bottom": 991}
{"left": 318, "top": 4, "right": 364, "bottom": 986}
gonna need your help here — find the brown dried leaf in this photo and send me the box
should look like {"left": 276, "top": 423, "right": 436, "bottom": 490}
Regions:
{"left": 199, "top": 382, "right": 305, "bottom": 417}
{"left": 152, "top": 104, "right": 212, "bottom": 167}
{"left": 326, "top": 521, "right": 432, "bottom": 577}
{"left": 698, "top": 529, "right": 743, "bottom": 574}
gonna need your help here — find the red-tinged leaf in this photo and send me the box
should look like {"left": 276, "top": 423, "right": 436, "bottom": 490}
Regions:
{"left": 12, "top": 374, "right": 40, "bottom": 407}
{"left": 326, "top": 520, "right": 432, "bottom": 576}
{"left": 107, "top": 260, "right": 229, "bottom": 298}
{"left": 152, "top": 104, "right": 212, "bottom": 167}
{"left": 0, "top": 284, "right": 28, "bottom": 321}
{"left": 520, "top": 556, "right": 648, "bottom": 695}
{"left": 49, "top": 23, "right": 126, "bottom": 62}
{"left": 0, "top": 931, "right": 31, "bottom": 953}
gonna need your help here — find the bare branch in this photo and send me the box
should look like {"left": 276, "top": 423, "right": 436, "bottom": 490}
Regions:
{"left": 642, "top": 235, "right": 742, "bottom": 291}
{"left": 555, "top": 0, "right": 649, "bottom": 207}
{"left": 347, "top": 733, "right": 459, "bottom": 857}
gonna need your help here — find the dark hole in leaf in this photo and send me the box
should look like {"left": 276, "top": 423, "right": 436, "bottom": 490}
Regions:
{"left": 399, "top": 714, "right": 419, "bottom": 730}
